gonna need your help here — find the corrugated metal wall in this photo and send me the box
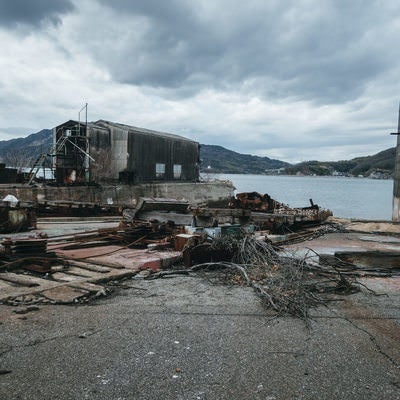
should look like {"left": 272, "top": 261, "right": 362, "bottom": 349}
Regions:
{"left": 126, "top": 131, "right": 199, "bottom": 183}
{"left": 56, "top": 121, "right": 199, "bottom": 184}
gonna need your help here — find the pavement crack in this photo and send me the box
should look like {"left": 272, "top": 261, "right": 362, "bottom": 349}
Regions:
{"left": 0, "top": 334, "right": 76, "bottom": 361}
{"left": 0, "top": 318, "right": 131, "bottom": 358}
{"left": 328, "top": 306, "right": 399, "bottom": 369}
{"left": 345, "top": 318, "right": 399, "bottom": 368}
{"left": 296, "top": 328, "right": 314, "bottom": 400}
{"left": 0, "top": 345, "right": 13, "bottom": 357}
{"left": 1, "top": 333, "right": 78, "bottom": 357}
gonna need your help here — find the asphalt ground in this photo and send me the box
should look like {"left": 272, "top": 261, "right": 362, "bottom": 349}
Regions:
{"left": 1, "top": 274, "right": 399, "bottom": 400}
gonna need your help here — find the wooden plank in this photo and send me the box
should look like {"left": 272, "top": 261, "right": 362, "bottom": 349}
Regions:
{"left": 52, "top": 272, "right": 83, "bottom": 282}
{"left": 64, "top": 260, "right": 111, "bottom": 273}
{"left": 89, "top": 269, "right": 137, "bottom": 284}
{"left": 0, "top": 273, "right": 42, "bottom": 287}
{"left": 0, "top": 280, "right": 17, "bottom": 290}
{"left": 68, "top": 281, "right": 105, "bottom": 293}
{"left": 62, "top": 267, "right": 103, "bottom": 278}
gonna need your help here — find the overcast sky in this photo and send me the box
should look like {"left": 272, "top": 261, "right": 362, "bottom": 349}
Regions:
{"left": 0, "top": 0, "right": 399, "bottom": 163}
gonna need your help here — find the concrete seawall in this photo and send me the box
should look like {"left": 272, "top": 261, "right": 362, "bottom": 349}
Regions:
{"left": 0, "top": 181, "right": 235, "bottom": 206}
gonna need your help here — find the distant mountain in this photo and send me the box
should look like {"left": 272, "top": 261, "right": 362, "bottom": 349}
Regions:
{"left": 285, "top": 147, "right": 396, "bottom": 178}
{"left": 349, "top": 147, "right": 396, "bottom": 176}
{"left": 0, "top": 129, "right": 52, "bottom": 160}
{"left": 0, "top": 128, "right": 396, "bottom": 177}
{"left": 200, "top": 144, "right": 290, "bottom": 173}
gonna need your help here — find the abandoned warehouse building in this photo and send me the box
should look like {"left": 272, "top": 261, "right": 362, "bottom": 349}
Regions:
{"left": 53, "top": 120, "right": 200, "bottom": 185}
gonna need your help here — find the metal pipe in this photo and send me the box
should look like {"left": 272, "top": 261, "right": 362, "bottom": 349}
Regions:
{"left": 65, "top": 137, "right": 95, "bottom": 161}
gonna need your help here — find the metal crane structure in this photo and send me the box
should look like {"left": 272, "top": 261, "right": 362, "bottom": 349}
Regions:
{"left": 28, "top": 104, "right": 94, "bottom": 185}
{"left": 27, "top": 127, "right": 94, "bottom": 185}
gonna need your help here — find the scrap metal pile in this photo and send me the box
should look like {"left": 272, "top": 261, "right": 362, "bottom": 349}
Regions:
{"left": 1, "top": 221, "right": 179, "bottom": 261}
{"left": 229, "top": 192, "right": 333, "bottom": 231}
{"left": 1, "top": 196, "right": 397, "bottom": 319}
{"left": 0, "top": 219, "right": 181, "bottom": 279}
{"left": 122, "top": 198, "right": 399, "bottom": 322}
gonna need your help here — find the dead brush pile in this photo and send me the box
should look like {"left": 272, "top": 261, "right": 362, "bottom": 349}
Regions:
{"left": 149, "top": 231, "right": 365, "bottom": 322}
{"left": 203, "top": 232, "right": 361, "bottom": 321}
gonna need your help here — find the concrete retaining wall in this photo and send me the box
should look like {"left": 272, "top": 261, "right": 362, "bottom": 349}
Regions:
{"left": 0, "top": 181, "right": 235, "bottom": 207}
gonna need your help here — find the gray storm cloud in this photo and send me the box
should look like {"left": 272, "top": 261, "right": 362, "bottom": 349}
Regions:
{"left": 0, "top": 0, "right": 74, "bottom": 27}
{"left": 87, "top": 0, "right": 395, "bottom": 104}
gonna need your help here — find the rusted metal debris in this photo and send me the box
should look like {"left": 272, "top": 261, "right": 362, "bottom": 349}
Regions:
{"left": 2, "top": 238, "right": 47, "bottom": 256}
{"left": 229, "top": 192, "right": 284, "bottom": 212}
{"left": 112, "top": 195, "right": 336, "bottom": 270}
{"left": 228, "top": 192, "right": 332, "bottom": 232}
{"left": 230, "top": 191, "right": 327, "bottom": 215}
{"left": 0, "top": 202, "right": 36, "bottom": 233}
{"left": 122, "top": 197, "right": 193, "bottom": 226}
{"left": 0, "top": 235, "right": 59, "bottom": 274}
{"left": 36, "top": 200, "right": 121, "bottom": 217}
{"left": 0, "top": 222, "right": 182, "bottom": 305}
{"left": 121, "top": 195, "right": 332, "bottom": 237}
{"left": 0, "top": 193, "right": 356, "bottom": 311}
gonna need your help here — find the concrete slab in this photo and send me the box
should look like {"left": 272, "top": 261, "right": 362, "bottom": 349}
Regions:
{"left": 359, "top": 276, "right": 400, "bottom": 296}
{"left": 41, "top": 286, "right": 89, "bottom": 303}
{"left": 285, "top": 231, "right": 400, "bottom": 258}
{"left": 0, "top": 281, "right": 61, "bottom": 302}
{"left": 0, "top": 276, "right": 398, "bottom": 400}
{"left": 0, "top": 280, "right": 27, "bottom": 300}
{"left": 359, "top": 235, "right": 400, "bottom": 244}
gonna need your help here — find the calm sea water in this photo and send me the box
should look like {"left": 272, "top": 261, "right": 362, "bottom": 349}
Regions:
{"left": 206, "top": 174, "right": 393, "bottom": 220}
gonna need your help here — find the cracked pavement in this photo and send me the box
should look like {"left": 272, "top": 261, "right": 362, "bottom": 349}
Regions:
{"left": 0, "top": 274, "right": 399, "bottom": 400}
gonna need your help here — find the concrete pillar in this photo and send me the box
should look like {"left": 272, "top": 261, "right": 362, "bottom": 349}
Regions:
{"left": 392, "top": 103, "right": 400, "bottom": 221}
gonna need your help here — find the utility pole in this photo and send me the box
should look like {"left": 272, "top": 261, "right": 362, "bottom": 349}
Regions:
{"left": 392, "top": 102, "right": 400, "bottom": 221}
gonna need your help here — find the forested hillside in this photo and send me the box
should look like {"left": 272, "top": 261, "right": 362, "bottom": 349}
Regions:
{"left": 200, "top": 144, "right": 290, "bottom": 173}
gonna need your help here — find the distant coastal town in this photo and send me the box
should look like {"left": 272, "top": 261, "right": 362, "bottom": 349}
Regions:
{"left": 200, "top": 144, "right": 395, "bottom": 179}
